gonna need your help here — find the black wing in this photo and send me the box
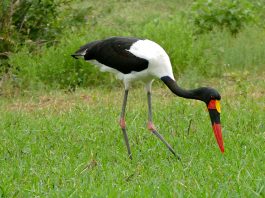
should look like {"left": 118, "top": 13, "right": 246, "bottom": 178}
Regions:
{"left": 73, "top": 37, "right": 149, "bottom": 74}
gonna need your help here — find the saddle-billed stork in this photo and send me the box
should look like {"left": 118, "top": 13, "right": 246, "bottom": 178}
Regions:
{"left": 72, "top": 36, "right": 224, "bottom": 159}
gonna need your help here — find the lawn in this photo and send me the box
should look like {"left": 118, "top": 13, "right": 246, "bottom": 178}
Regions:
{"left": 1, "top": 0, "right": 265, "bottom": 197}
{"left": 0, "top": 70, "right": 264, "bottom": 197}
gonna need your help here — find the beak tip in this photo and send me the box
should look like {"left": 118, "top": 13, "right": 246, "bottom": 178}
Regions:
{"left": 212, "top": 123, "right": 224, "bottom": 154}
{"left": 208, "top": 105, "right": 224, "bottom": 154}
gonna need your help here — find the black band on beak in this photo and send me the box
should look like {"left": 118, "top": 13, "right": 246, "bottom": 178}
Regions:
{"left": 208, "top": 109, "right": 220, "bottom": 125}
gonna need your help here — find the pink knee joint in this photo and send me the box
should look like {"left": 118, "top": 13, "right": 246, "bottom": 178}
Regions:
{"left": 119, "top": 118, "right": 126, "bottom": 129}
{"left": 147, "top": 121, "right": 156, "bottom": 131}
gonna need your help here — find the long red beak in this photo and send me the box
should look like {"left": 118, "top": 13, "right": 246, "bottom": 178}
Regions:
{"left": 208, "top": 100, "right": 224, "bottom": 153}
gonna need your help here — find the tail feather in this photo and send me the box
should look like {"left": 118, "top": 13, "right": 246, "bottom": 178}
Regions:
{"left": 71, "top": 48, "right": 87, "bottom": 59}
{"left": 71, "top": 40, "right": 101, "bottom": 60}
{"left": 71, "top": 54, "right": 81, "bottom": 59}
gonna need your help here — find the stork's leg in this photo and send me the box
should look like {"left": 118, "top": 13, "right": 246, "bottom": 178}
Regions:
{"left": 119, "top": 90, "right": 132, "bottom": 160}
{"left": 147, "top": 91, "right": 180, "bottom": 159}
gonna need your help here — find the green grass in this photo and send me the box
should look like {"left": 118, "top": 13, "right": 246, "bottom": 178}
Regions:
{"left": 0, "top": 71, "right": 264, "bottom": 197}
{"left": 1, "top": 0, "right": 265, "bottom": 197}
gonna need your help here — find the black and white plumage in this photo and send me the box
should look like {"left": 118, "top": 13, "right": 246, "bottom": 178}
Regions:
{"left": 72, "top": 36, "right": 224, "bottom": 159}
{"left": 72, "top": 37, "right": 174, "bottom": 89}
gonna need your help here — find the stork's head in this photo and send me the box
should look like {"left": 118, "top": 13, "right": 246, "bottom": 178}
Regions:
{"left": 194, "top": 87, "right": 224, "bottom": 153}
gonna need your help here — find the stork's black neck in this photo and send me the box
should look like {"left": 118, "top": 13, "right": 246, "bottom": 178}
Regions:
{"left": 161, "top": 76, "right": 206, "bottom": 102}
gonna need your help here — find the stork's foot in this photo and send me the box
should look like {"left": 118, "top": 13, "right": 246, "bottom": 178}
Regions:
{"left": 147, "top": 122, "right": 181, "bottom": 160}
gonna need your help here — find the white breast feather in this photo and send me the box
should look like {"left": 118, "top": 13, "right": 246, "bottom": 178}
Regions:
{"left": 127, "top": 39, "right": 175, "bottom": 80}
